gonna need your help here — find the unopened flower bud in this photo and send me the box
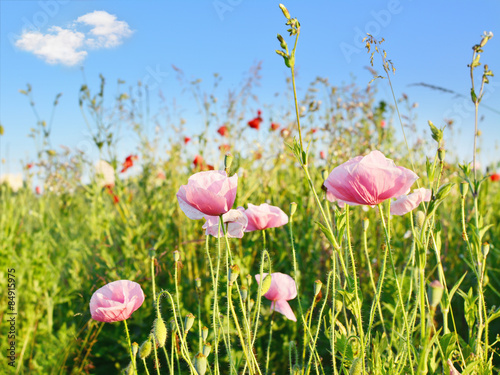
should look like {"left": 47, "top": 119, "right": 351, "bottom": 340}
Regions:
{"left": 195, "top": 277, "right": 202, "bottom": 290}
{"left": 203, "top": 342, "right": 212, "bottom": 357}
{"left": 438, "top": 147, "right": 446, "bottom": 162}
{"left": 349, "top": 358, "right": 363, "bottom": 375}
{"left": 139, "top": 338, "right": 152, "bottom": 360}
{"left": 229, "top": 264, "right": 240, "bottom": 284}
{"left": 224, "top": 153, "right": 234, "bottom": 174}
{"left": 260, "top": 274, "right": 273, "bottom": 295}
{"left": 154, "top": 317, "right": 167, "bottom": 347}
{"left": 201, "top": 326, "right": 209, "bottom": 342}
{"left": 194, "top": 352, "right": 208, "bottom": 375}
{"left": 314, "top": 280, "right": 322, "bottom": 297}
{"left": 290, "top": 202, "right": 297, "bottom": 217}
{"left": 415, "top": 210, "right": 426, "bottom": 229}
{"left": 428, "top": 280, "right": 444, "bottom": 308}
{"left": 185, "top": 313, "right": 195, "bottom": 332}
{"left": 277, "top": 34, "right": 287, "bottom": 49}
{"left": 362, "top": 218, "right": 369, "bottom": 231}
{"left": 321, "top": 169, "right": 328, "bottom": 182}
{"left": 240, "top": 286, "right": 248, "bottom": 301}
{"left": 435, "top": 183, "right": 454, "bottom": 201}
{"left": 173, "top": 250, "right": 180, "bottom": 262}
{"left": 246, "top": 274, "right": 253, "bottom": 287}
{"left": 279, "top": 3, "right": 291, "bottom": 19}
{"left": 132, "top": 342, "right": 139, "bottom": 357}
{"left": 483, "top": 242, "right": 490, "bottom": 258}
{"left": 460, "top": 181, "right": 469, "bottom": 197}
{"left": 123, "top": 362, "right": 134, "bottom": 375}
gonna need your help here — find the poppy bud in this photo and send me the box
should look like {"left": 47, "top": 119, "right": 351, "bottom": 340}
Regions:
{"left": 246, "top": 274, "right": 253, "bottom": 287}
{"left": 290, "top": 202, "right": 297, "bottom": 217}
{"left": 154, "top": 317, "right": 167, "bottom": 347}
{"left": 229, "top": 264, "right": 240, "bottom": 284}
{"left": 428, "top": 280, "right": 444, "bottom": 308}
{"left": 314, "top": 280, "right": 322, "bottom": 297}
{"left": 279, "top": 4, "right": 291, "bottom": 19}
{"left": 185, "top": 313, "right": 195, "bottom": 332}
{"left": 123, "top": 362, "right": 134, "bottom": 375}
{"left": 240, "top": 286, "right": 248, "bottom": 301}
{"left": 224, "top": 153, "right": 234, "bottom": 174}
{"left": 415, "top": 211, "right": 426, "bottom": 229}
{"left": 362, "top": 218, "right": 369, "bottom": 231}
{"left": 260, "top": 274, "right": 273, "bottom": 295}
{"left": 139, "top": 338, "right": 152, "bottom": 360}
{"left": 173, "top": 250, "right": 180, "bottom": 262}
{"left": 132, "top": 342, "right": 139, "bottom": 358}
{"left": 438, "top": 147, "right": 446, "bottom": 162}
{"left": 460, "top": 181, "right": 469, "bottom": 197}
{"left": 195, "top": 277, "right": 202, "bottom": 290}
{"left": 349, "top": 358, "right": 363, "bottom": 375}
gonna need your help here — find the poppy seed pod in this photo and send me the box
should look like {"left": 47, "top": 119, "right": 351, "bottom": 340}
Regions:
{"left": 203, "top": 342, "right": 212, "bottom": 357}
{"left": 194, "top": 352, "right": 208, "bottom": 375}
{"left": 201, "top": 326, "right": 209, "bottom": 342}
{"left": 185, "top": 313, "right": 195, "bottom": 332}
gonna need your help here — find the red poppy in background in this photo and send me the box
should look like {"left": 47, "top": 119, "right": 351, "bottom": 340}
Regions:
{"left": 217, "top": 126, "right": 228, "bottom": 136}
{"left": 270, "top": 122, "right": 280, "bottom": 131}
{"left": 27, "top": 163, "right": 33, "bottom": 169}
{"left": 121, "top": 155, "right": 138, "bottom": 173}
{"left": 105, "top": 185, "right": 120, "bottom": 204}
{"left": 280, "top": 128, "right": 291, "bottom": 138}
{"left": 35, "top": 186, "right": 41, "bottom": 195}
{"left": 219, "top": 144, "right": 231, "bottom": 152}
{"left": 320, "top": 151, "right": 326, "bottom": 160}
{"left": 311, "top": 128, "right": 318, "bottom": 134}
{"left": 184, "top": 136, "right": 191, "bottom": 144}
{"left": 490, "top": 173, "right": 500, "bottom": 182}
{"left": 193, "top": 155, "right": 214, "bottom": 171}
{"left": 381, "top": 120, "right": 386, "bottom": 128}
{"left": 248, "top": 110, "right": 263, "bottom": 130}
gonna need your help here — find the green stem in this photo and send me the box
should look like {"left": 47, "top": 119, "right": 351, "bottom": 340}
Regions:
{"left": 123, "top": 319, "right": 137, "bottom": 375}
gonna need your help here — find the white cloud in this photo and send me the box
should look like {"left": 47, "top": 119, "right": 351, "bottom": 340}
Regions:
{"left": 77, "top": 10, "right": 133, "bottom": 49}
{"left": 14, "top": 11, "right": 133, "bottom": 66}
{"left": 15, "top": 26, "right": 87, "bottom": 66}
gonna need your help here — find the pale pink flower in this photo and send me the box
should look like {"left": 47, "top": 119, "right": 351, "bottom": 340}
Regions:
{"left": 95, "top": 160, "right": 115, "bottom": 188}
{"left": 324, "top": 150, "right": 418, "bottom": 206}
{"left": 255, "top": 272, "right": 297, "bottom": 321}
{"left": 177, "top": 171, "right": 238, "bottom": 220}
{"left": 390, "top": 188, "right": 431, "bottom": 216}
{"left": 237, "top": 203, "right": 288, "bottom": 232}
{"left": 203, "top": 209, "right": 248, "bottom": 238}
{"left": 89, "top": 280, "right": 145, "bottom": 323}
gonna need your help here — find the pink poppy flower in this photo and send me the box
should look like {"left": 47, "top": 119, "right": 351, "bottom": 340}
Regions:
{"left": 177, "top": 171, "right": 238, "bottom": 220}
{"left": 202, "top": 209, "right": 248, "bottom": 238}
{"left": 89, "top": 280, "right": 145, "bottom": 323}
{"left": 237, "top": 203, "right": 288, "bottom": 232}
{"left": 255, "top": 272, "right": 297, "bottom": 321}
{"left": 324, "top": 150, "right": 418, "bottom": 206}
{"left": 390, "top": 188, "right": 432, "bottom": 216}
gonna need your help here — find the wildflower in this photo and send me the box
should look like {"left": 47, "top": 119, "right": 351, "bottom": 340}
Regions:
{"left": 203, "top": 209, "right": 248, "bottom": 238}
{"left": 324, "top": 150, "right": 418, "bottom": 206}
{"left": 248, "top": 110, "right": 263, "bottom": 130}
{"left": 0, "top": 174, "right": 23, "bottom": 192}
{"left": 219, "top": 144, "right": 231, "bottom": 152}
{"left": 184, "top": 136, "right": 191, "bottom": 144}
{"left": 255, "top": 272, "right": 297, "bottom": 321}
{"left": 390, "top": 188, "right": 431, "bottom": 216}
{"left": 193, "top": 155, "right": 214, "bottom": 171}
{"left": 89, "top": 280, "right": 145, "bottom": 323}
{"left": 121, "top": 155, "right": 138, "bottom": 173}
{"left": 280, "top": 128, "right": 291, "bottom": 138}
{"left": 27, "top": 163, "right": 33, "bottom": 169}
{"left": 237, "top": 203, "right": 288, "bottom": 232}
{"left": 380, "top": 120, "right": 386, "bottom": 128}
{"left": 176, "top": 170, "right": 238, "bottom": 220}
{"left": 95, "top": 160, "right": 115, "bottom": 188}
{"left": 217, "top": 126, "right": 228, "bottom": 137}
{"left": 490, "top": 173, "right": 500, "bottom": 182}
{"left": 35, "top": 186, "right": 41, "bottom": 195}
{"left": 320, "top": 151, "right": 326, "bottom": 160}
{"left": 311, "top": 128, "right": 318, "bottom": 134}
{"left": 105, "top": 185, "right": 120, "bottom": 204}
{"left": 270, "top": 122, "right": 280, "bottom": 131}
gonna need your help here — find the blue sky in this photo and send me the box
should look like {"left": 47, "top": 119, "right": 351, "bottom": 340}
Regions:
{"left": 1, "top": 0, "right": 499, "bottom": 177}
